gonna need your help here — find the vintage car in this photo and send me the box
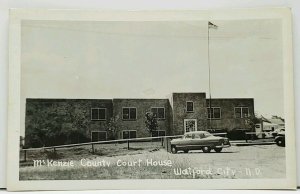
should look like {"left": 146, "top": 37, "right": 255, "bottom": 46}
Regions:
{"left": 274, "top": 131, "right": 285, "bottom": 147}
{"left": 170, "top": 131, "right": 231, "bottom": 154}
{"left": 272, "top": 128, "right": 285, "bottom": 137}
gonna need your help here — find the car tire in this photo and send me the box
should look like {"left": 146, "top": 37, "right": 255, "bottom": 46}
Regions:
{"left": 171, "top": 146, "right": 177, "bottom": 154}
{"left": 275, "top": 139, "right": 285, "bottom": 147}
{"left": 202, "top": 146, "right": 211, "bottom": 153}
{"left": 183, "top": 150, "right": 189, "bottom": 153}
{"left": 214, "top": 148, "right": 223, "bottom": 153}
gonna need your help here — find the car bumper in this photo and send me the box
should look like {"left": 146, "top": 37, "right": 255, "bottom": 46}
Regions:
{"left": 215, "top": 143, "right": 231, "bottom": 148}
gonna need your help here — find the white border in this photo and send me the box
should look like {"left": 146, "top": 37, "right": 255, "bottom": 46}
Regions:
{"left": 7, "top": 8, "right": 296, "bottom": 190}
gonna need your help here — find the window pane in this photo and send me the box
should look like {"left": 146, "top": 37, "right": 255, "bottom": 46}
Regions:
{"left": 151, "top": 108, "right": 158, "bottom": 118}
{"left": 235, "top": 108, "right": 241, "bottom": 118}
{"left": 158, "top": 108, "right": 165, "bottom": 119}
{"left": 187, "top": 102, "right": 193, "bottom": 112}
{"left": 185, "top": 120, "right": 195, "bottom": 132}
{"left": 214, "top": 108, "right": 221, "bottom": 118}
{"left": 129, "top": 108, "right": 136, "bottom": 119}
{"left": 152, "top": 131, "right": 158, "bottom": 137}
{"left": 91, "top": 109, "right": 99, "bottom": 120}
{"left": 99, "top": 132, "right": 106, "bottom": 141}
{"left": 158, "top": 130, "right": 166, "bottom": 136}
{"left": 99, "top": 109, "right": 106, "bottom": 120}
{"left": 242, "top": 107, "right": 249, "bottom": 118}
{"left": 92, "top": 132, "right": 106, "bottom": 141}
{"left": 194, "top": 134, "right": 201, "bottom": 139}
{"left": 123, "top": 131, "right": 129, "bottom": 139}
{"left": 123, "top": 108, "right": 129, "bottom": 120}
{"left": 130, "top": 131, "right": 137, "bottom": 138}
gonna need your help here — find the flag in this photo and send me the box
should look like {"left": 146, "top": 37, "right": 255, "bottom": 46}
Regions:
{"left": 208, "top": 21, "right": 218, "bottom": 29}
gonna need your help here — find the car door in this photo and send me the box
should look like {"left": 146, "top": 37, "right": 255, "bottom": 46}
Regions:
{"left": 202, "top": 132, "right": 221, "bottom": 146}
{"left": 189, "top": 133, "right": 204, "bottom": 150}
{"left": 176, "top": 134, "right": 193, "bottom": 149}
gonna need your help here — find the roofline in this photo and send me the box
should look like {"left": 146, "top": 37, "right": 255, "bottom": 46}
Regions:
{"left": 113, "top": 98, "right": 168, "bottom": 100}
{"left": 26, "top": 98, "right": 113, "bottom": 101}
{"left": 172, "top": 92, "right": 206, "bottom": 95}
{"left": 206, "top": 98, "right": 254, "bottom": 100}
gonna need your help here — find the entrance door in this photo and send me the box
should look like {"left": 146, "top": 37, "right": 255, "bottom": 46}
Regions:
{"left": 184, "top": 119, "right": 197, "bottom": 133}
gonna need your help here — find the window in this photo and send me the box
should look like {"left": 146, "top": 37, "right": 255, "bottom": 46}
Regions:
{"left": 235, "top": 107, "right": 249, "bottom": 118}
{"left": 91, "top": 131, "right": 107, "bottom": 141}
{"left": 122, "top": 130, "right": 137, "bottom": 139}
{"left": 184, "top": 119, "right": 197, "bottom": 133}
{"left": 192, "top": 133, "right": 202, "bottom": 139}
{"left": 151, "top": 107, "right": 165, "bottom": 119}
{"left": 185, "top": 134, "right": 193, "bottom": 139}
{"left": 186, "top": 101, "right": 194, "bottom": 112}
{"left": 122, "top": 107, "right": 137, "bottom": 120}
{"left": 91, "top": 108, "right": 106, "bottom": 120}
{"left": 152, "top": 130, "right": 166, "bottom": 137}
{"left": 207, "top": 107, "right": 221, "bottom": 119}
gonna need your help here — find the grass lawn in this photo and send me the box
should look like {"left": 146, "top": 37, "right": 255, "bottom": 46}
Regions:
{"left": 19, "top": 143, "right": 286, "bottom": 180}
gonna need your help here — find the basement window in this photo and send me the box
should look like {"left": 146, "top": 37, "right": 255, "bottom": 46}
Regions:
{"left": 122, "top": 130, "right": 137, "bottom": 139}
{"left": 91, "top": 131, "right": 107, "bottom": 141}
{"left": 152, "top": 130, "right": 166, "bottom": 137}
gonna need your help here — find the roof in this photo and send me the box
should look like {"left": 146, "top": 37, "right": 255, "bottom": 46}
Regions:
{"left": 262, "top": 122, "right": 279, "bottom": 126}
{"left": 268, "top": 118, "right": 285, "bottom": 125}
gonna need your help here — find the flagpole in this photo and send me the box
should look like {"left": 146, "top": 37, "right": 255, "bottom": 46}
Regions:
{"left": 208, "top": 22, "right": 212, "bottom": 131}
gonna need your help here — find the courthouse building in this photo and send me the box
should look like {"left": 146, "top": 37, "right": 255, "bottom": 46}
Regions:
{"left": 25, "top": 93, "right": 254, "bottom": 144}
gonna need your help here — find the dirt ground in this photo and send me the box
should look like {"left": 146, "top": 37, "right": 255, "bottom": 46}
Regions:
{"left": 19, "top": 143, "right": 286, "bottom": 180}
{"left": 173, "top": 144, "right": 286, "bottom": 179}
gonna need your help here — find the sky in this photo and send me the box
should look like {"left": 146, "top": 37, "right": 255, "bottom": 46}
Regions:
{"left": 21, "top": 19, "right": 283, "bottom": 119}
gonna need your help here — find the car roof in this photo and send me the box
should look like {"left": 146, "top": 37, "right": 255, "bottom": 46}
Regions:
{"left": 185, "top": 131, "right": 209, "bottom": 135}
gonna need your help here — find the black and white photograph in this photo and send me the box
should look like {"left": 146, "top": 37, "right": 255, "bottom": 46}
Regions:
{"left": 7, "top": 9, "right": 296, "bottom": 190}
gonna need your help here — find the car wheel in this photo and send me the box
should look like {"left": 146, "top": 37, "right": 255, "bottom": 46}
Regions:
{"left": 171, "top": 146, "right": 177, "bottom": 154}
{"left": 276, "top": 139, "right": 285, "bottom": 147}
{"left": 214, "top": 148, "right": 223, "bottom": 153}
{"left": 183, "top": 149, "right": 189, "bottom": 153}
{"left": 202, "top": 146, "right": 211, "bottom": 153}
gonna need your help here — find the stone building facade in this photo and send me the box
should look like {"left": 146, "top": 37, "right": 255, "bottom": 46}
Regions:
{"left": 25, "top": 93, "right": 255, "bottom": 146}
